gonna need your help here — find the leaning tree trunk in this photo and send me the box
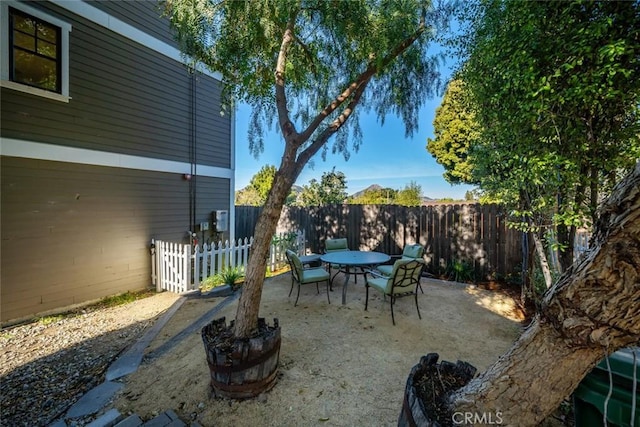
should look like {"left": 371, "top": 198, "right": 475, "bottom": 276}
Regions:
{"left": 233, "top": 160, "right": 297, "bottom": 338}
{"left": 447, "top": 163, "right": 640, "bottom": 426}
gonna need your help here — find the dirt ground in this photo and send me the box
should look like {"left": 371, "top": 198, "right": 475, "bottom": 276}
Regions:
{"left": 110, "top": 273, "right": 525, "bottom": 426}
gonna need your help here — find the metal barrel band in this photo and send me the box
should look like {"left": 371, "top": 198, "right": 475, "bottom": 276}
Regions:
{"left": 210, "top": 368, "right": 279, "bottom": 393}
{"left": 207, "top": 340, "right": 280, "bottom": 374}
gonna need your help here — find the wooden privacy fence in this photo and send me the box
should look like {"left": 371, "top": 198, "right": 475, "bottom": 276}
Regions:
{"left": 152, "top": 231, "right": 305, "bottom": 293}
{"left": 236, "top": 204, "right": 522, "bottom": 280}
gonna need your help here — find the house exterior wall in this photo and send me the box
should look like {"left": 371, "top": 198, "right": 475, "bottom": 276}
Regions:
{"left": 2, "top": 1, "right": 231, "bottom": 168}
{"left": 0, "top": 0, "right": 233, "bottom": 324}
{"left": 85, "top": 0, "right": 179, "bottom": 48}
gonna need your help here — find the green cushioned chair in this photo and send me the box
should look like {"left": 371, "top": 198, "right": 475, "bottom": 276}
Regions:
{"left": 285, "top": 250, "right": 331, "bottom": 306}
{"left": 324, "top": 238, "right": 350, "bottom": 288}
{"left": 365, "top": 259, "right": 423, "bottom": 325}
{"left": 377, "top": 244, "right": 424, "bottom": 276}
{"left": 377, "top": 244, "right": 425, "bottom": 292}
{"left": 325, "top": 238, "right": 349, "bottom": 253}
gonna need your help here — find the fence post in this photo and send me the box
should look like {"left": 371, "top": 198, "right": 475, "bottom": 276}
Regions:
{"left": 158, "top": 242, "right": 167, "bottom": 289}
{"left": 151, "top": 239, "right": 157, "bottom": 289}
{"left": 211, "top": 240, "right": 222, "bottom": 274}
{"left": 193, "top": 243, "right": 200, "bottom": 289}
{"left": 184, "top": 243, "right": 192, "bottom": 292}
{"left": 165, "top": 242, "right": 172, "bottom": 292}
{"left": 231, "top": 240, "right": 239, "bottom": 269}
{"left": 247, "top": 237, "right": 254, "bottom": 267}
{"left": 269, "top": 239, "right": 275, "bottom": 272}
{"left": 154, "top": 240, "right": 162, "bottom": 292}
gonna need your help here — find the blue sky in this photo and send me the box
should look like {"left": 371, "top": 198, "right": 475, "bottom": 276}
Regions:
{"left": 233, "top": 52, "right": 475, "bottom": 200}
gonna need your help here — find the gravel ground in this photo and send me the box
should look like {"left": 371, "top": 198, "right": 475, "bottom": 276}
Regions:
{"left": 0, "top": 292, "right": 180, "bottom": 427}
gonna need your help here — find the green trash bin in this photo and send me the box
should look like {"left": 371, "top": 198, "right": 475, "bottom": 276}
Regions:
{"left": 573, "top": 347, "right": 640, "bottom": 427}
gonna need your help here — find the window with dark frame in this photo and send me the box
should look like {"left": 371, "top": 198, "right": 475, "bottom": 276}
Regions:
{"left": 9, "top": 7, "right": 61, "bottom": 93}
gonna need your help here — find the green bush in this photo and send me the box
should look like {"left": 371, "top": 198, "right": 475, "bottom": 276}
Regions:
{"left": 446, "top": 259, "right": 475, "bottom": 283}
{"left": 271, "top": 232, "right": 299, "bottom": 252}
{"left": 201, "top": 266, "right": 245, "bottom": 292}
{"left": 220, "top": 266, "right": 244, "bottom": 288}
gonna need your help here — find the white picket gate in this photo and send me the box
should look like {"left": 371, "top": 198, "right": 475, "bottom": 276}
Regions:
{"left": 153, "top": 240, "right": 193, "bottom": 294}
{"left": 152, "top": 230, "right": 305, "bottom": 294}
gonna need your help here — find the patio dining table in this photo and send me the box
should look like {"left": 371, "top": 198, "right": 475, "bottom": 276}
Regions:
{"left": 320, "top": 251, "right": 390, "bottom": 305}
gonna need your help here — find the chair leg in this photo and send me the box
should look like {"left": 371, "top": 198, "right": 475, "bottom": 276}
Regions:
{"left": 316, "top": 282, "right": 320, "bottom": 294}
{"left": 390, "top": 295, "right": 396, "bottom": 325}
{"left": 294, "top": 284, "right": 301, "bottom": 306}
{"left": 325, "top": 279, "right": 331, "bottom": 304}
{"left": 415, "top": 290, "right": 422, "bottom": 319}
{"left": 364, "top": 285, "right": 369, "bottom": 311}
{"left": 288, "top": 276, "right": 294, "bottom": 297}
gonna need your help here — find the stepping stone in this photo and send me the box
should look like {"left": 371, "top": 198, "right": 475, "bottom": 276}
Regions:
{"left": 66, "top": 381, "right": 124, "bottom": 419}
{"left": 87, "top": 408, "right": 123, "bottom": 427}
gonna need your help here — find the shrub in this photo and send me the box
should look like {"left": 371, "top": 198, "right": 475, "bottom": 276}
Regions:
{"left": 220, "top": 266, "right": 245, "bottom": 289}
{"left": 446, "top": 259, "right": 475, "bottom": 283}
{"left": 201, "top": 266, "right": 245, "bottom": 292}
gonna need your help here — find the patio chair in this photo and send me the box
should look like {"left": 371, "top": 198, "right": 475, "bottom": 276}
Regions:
{"left": 325, "top": 237, "right": 349, "bottom": 253}
{"left": 364, "top": 259, "right": 423, "bottom": 325}
{"left": 324, "top": 238, "right": 350, "bottom": 288}
{"left": 377, "top": 244, "right": 425, "bottom": 293}
{"left": 285, "top": 250, "right": 331, "bottom": 306}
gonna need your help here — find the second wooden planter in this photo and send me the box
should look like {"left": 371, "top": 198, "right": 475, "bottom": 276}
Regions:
{"left": 202, "top": 317, "right": 281, "bottom": 399}
{"left": 398, "top": 353, "right": 477, "bottom": 427}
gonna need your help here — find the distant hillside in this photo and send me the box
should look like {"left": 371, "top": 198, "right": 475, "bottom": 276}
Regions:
{"left": 349, "top": 184, "right": 384, "bottom": 199}
{"left": 349, "top": 184, "right": 436, "bottom": 203}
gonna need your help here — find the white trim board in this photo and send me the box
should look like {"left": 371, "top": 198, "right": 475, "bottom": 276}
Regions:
{"left": 0, "top": 138, "right": 233, "bottom": 179}
{"left": 49, "top": 0, "right": 222, "bottom": 81}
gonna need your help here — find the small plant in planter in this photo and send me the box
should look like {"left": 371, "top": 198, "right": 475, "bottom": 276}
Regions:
{"left": 200, "top": 267, "right": 245, "bottom": 293}
{"left": 220, "top": 266, "right": 245, "bottom": 290}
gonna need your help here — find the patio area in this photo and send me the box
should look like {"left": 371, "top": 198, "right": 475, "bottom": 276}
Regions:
{"left": 109, "top": 271, "right": 523, "bottom": 426}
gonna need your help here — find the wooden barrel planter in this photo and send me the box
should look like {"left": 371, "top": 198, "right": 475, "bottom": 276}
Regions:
{"left": 398, "top": 353, "right": 477, "bottom": 427}
{"left": 202, "top": 316, "right": 281, "bottom": 399}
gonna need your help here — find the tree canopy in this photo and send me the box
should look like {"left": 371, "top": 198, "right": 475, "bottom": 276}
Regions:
{"left": 426, "top": 78, "right": 478, "bottom": 185}
{"left": 349, "top": 186, "right": 397, "bottom": 205}
{"left": 236, "top": 165, "right": 298, "bottom": 206}
{"left": 166, "top": 0, "right": 450, "bottom": 160}
{"left": 235, "top": 165, "right": 276, "bottom": 205}
{"left": 165, "top": 0, "right": 452, "bottom": 337}
{"left": 296, "top": 168, "right": 348, "bottom": 206}
{"left": 443, "top": 0, "right": 640, "bottom": 272}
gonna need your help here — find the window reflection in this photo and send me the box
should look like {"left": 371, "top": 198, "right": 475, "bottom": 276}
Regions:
{"left": 9, "top": 8, "right": 61, "bottom": 93}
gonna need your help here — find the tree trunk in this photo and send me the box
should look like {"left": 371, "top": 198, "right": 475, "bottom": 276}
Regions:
{"left": 531, "top": 232, "right": 553, "bottom": 289}
{"left": 521, "top": 232, "right": 538, "bottom": 310}
{"left": 556, "top": 222, "right": 576, "bottom": 273}
{"left": 233, "top": 160, "right": 297, "bottom": 338}
{"left": 447, "top": 163, "right": 640, "bottom": 426}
